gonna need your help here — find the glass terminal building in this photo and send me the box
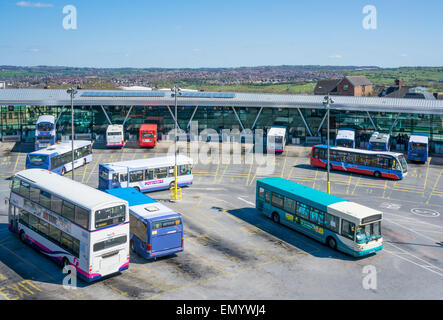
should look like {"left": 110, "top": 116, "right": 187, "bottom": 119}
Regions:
{"left": 0, "top": 89, "right": 442, "bottom": 152}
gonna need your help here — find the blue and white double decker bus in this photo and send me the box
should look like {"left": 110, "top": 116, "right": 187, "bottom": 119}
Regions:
{"left": 98, "top": 155, "right": 193, "bottom": 192}
{"left": 256, "top": 177, "right": 383, "bottom": 257}
{"left": 25, "top": 140, "right": 92, "bottom": 175}
{"left": 8, "top": 169, "right": 130, "bottom": 282}
{"left": 105, "top": 188, "right": 184, "bottom": 259}
{"left": 35, "top": 115, "right": 56, "bottom": 150}
{"left": 408, "top": 134, "right": 429, "bottom": 163}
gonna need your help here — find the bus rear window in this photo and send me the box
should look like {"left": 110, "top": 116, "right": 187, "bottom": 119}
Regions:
{"left": 141, "top": 132, "right": 154, "bottom": 138}
{"left": 107, "top": 132, "right": 122, "bottom": 136}
{"left": 93, "top": 235, "right": 127, "bottom": 252}
{"left": 99, "top": 167, "right": 109, "bottom": 180}
{"left": 152, "top": 218, "right": 181, "bottom": 230}
{"left": 95, "top": 205, "right": 126, "bottom": 229}
{"left": 28, "top": 155, "right": 48, "bottom": 166}
{"left": 37, "top": 123, "right": 53, "bottom": 131}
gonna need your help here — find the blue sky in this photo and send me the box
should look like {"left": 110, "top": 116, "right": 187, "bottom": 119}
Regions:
{"left": 0, "top": 0, "right": 442, "bottom": 68}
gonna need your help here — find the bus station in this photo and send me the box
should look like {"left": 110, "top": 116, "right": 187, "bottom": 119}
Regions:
{"left": 0, "top": 88, "right": 442, "bottom": 300}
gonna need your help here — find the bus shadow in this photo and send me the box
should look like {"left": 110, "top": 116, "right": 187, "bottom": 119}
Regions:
{"left": 0, "top": 223, "right": 94, "bottom": 288}
{"left": 215, "top": 207, "right": 375, "bottom": 262}
{"left": 10, "top": 142, "right": 34, "bottom": 154}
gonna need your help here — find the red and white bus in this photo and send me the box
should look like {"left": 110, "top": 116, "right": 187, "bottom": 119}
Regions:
{"left": 139, "top": 124, "right": 157, "bottom": 147}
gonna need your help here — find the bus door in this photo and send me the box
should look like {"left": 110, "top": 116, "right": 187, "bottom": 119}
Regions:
{"left": 8, "top": 204, "right": 19, "bottom": 233}
{"left": 263, "top": 190, "right": 272, "bottom": 214}
{"left": 150, "top": 218, "right": 183, "bottom": 254}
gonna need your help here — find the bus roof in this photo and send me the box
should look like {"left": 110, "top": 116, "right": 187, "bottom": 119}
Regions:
{"left": 327, "top": 201, "right": 383, "bottom": 224}
{"left": 106, "top": 124, "right": 123, "bottom": 132}
{"left": 140, "top": 123, "right": 157, "bottom": 131}
{"left": 36, "top": 115, "right": 55, "bottom": 124}
{"left": 336, "top": 129, "right": 355, "bottom": 140}
{"left": 28, "top": 140, "right": 91, "bottom": 156}
{"left": 105, "top": 188, "right": 179, "bottom": 221}
{"left": 101, "top": 155, "right": 193, "bottom": 171}
{"left": 369, "top": 132, "right": 390, "bottom": 143}
{"left": 268, "top": 127, "right": 286, "bottom": 136}
{"left": 257, "top": 177, "right": 347, "bottom": 211}
{"left": 14, "top": 169, "right": 126, "bottom": 211}
{"left": 314, "top": 145, "right": 403, "bottom": 157}
{"left": 409, "top": 134, "right": 429, "bottom": 144}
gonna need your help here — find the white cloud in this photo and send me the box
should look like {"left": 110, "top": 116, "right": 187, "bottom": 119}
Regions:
{"left": 328, "top": 54, "right": 343, "bottom": 59}
{"left": 29, "top": 48, "right": 40, "bottom": 52}
{"left": 16, "top": 1, "right": 53, "bottom": 7}
{"left": 400, "top": 53, "right": 408, "bottom": 57}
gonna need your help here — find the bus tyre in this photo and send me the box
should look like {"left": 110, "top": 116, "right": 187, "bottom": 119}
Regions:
{"left": 169, "top": 181, "right": 175, "bottom": 189}
{"left": 19, "top": 230, "right": 25, "bottom": 243}
{"left": 61, "top": 168, "right": 66, "bottom": 175}
{"left": 327, "top": 237, "right": 337, "bottom": 250}
{"left": 374, "top": 171, "right": 381, "bottom": 178}
{"left": 272, "top": 212, "right": 280, "bottom": 224}
{"left": 130, "top": 240, "right": 135, "bottom": 253}
{"left": 133, "top": 187, "right": 140, "bottom": 192}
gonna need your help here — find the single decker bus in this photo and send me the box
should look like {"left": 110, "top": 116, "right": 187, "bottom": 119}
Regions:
{"left": 139, "top": 124, "right": 158, "bottom": 147}
{"left": 408, "top": 134, "right": 429, "bottom": 163}
{"left": 256, "top": 177, "right": 383, "bottom": 257}
{"left": 35, "top": 115, "right": 56, "bottom": 150}
{"left": 26, "top": 140, "right": 92, "bottom": 175}
{"left": 311, "top": 145, "right": 408, "bottom": 180}
{"left": 105, "top": 188, "right": 184, "bottom": 259}
{"left": 98, "top": 155, "right": 193, "bottom": 192}
{"left": 106, "top": 124, "right": 125, "bottom": 148}
{"left": 335, "top": 128, "right": 356, "bottom": 148}
{"left": 8, "top": 169, "right": 130, "bottom": 282}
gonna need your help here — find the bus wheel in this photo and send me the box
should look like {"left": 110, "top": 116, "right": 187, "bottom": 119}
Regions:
{"left": 169, "top": 181, "right": 175, "bottom": 189}
{"left": 327, "top": 237, "right": 337, "bottom": 250}
{"left": 272, "top": 212, "right": 280, "bottom": 224}
{"left": 374, "top": 171, "right": 381, "bottom": 178}
{"left": 19, "top": 230, "right": 26, "bottom": 243}
{"left": 133, "top": 187, "right": 140, "bottom": 192}
{"left": 130, "top": 240, "right": 135, "bottom": 253}
{"left": 61, "top": 168, "right": 66, "bottom": 175}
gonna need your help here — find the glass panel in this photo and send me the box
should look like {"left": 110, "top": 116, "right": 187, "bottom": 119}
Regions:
{"left": 39, "top": 191, "right": 51, "bottom": 209}
{"left": 95, "top": 205, "right": 126, "bottom": 229}
{"left": 62, "top": 201, "right": 75, "bottom": 221}
{"left": 75, "top": 206, "right": 90, "bottom": 229}
{"left": 129, "top": 170, "right": 144, "bottom": 182}
{"left": 51, "top": 195, "right": 63, "bottom": 214}
{"left": 341, "top": 219, "right": 355, "bottom": 240}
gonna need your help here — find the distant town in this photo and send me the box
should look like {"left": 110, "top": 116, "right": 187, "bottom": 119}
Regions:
{"left": 0, "top": 65, "right": 442, "bottom": 98}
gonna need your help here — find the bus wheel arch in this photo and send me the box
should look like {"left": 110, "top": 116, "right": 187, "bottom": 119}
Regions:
{"left": 133, "top": 187, "right": 140, "bottom": 192}
{"left": 272, "top": 212, "right": 280, "bottom": 224}
{"left": 326, "top": 236, "right": 337, "bottom": 250}
{"left": 130, "top": 240, "right": 135, "bottom": 253}
{"left": 19, "top": 229, "right": 26, "bottom": 242}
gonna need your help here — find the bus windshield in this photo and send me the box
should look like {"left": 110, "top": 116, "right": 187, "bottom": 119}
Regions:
{"left": 108, "top": 132, "right": 122, "bottom": 136}
{"left": 37, "top": 123, "right": 53, "bottom": 131}
{"left": 95, "top": 205, "right": 126, "bottom": 229}
{"left": 356, "top": 222, "right": 381, "bottom": 244}
{"left": 410, "top": 143, "right": 427, "bottom": 151}
{"left": 141, "top": 131, "right": 154, "bottom": 138}
{"left": 371, "top": 142, "right": 386, "bottom": 150}
{"left": 28, "top": 155, "right": 47, "bottom": 166}
{"left": 336, "top": 139, "right": 352, "bottom": 148}
{"left": 397, "top": 155, "right": 408, "bottom": 173}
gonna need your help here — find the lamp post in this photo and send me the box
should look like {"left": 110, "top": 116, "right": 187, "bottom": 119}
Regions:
{"left": 67, "top": 87, "right": 77, "bottom": 180}
{"left": 171, "top": 86, "right": 181, "bottom": 201}
{"left": 323, "top": 94, "right": 334, "bottom": 194}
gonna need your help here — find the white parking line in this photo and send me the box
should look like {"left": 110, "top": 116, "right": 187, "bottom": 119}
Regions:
{"left": 237, "top": 197, "right": 255, "bottom": 206}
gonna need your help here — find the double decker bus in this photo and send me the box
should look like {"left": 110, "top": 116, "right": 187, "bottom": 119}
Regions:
{"left": 311, "top": 145, "right": 408, "bottom": 180}
{"left": 335, "top": 128, "right": 355, "bottom": 148}
{"left": 105, "top": 188, "right": 184, "bottom": 259}
{"left": 408, "top": 134, "right": 429, "bottom": 163}
{"left": 8, "top": 169, "right": 130, "bottom": 282}
{"left": 267, "top": 126, "right": 287, "bottom": 153}
{"left": 256, "top": 177, "right": 383, "bottom": 257}
{"left": 98, "top": 155, "right": 193, "bottom": 192}
{"left": 35, "top": 115, "right": 56, "bottom": 150}
{"left": 139, "top": 124, "right": 157, "bottom": 147}
{"left": 25, "top": 140, "right": 92, "bottom": 175}
{"left": 106, "top": 124, "right": 125, "bottom": 148}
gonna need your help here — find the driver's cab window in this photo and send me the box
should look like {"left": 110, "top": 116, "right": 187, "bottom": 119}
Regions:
{"left": 265, "top": 191, "right": 271, "bottom": 203}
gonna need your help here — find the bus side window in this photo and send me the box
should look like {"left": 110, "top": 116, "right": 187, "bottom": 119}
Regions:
{"left": 120, "top": 173, "right": 128, "bottom": 182}
{"left": 265, "top": 192, "right": 270, "bottom": 203}
{"left": 341, "top": 219, "right": 355, "bottom": 240}
{"left": 258, "top": 187, "right": 265, "bottom": 199}
{"left": 12, "top": 178, "right": 20, "bottom": 193}
{"left": 145, "top": 170, "right": 154, "bottom": 180}
{"left": 112, "top": 173, "right": 119, "bottom": 184}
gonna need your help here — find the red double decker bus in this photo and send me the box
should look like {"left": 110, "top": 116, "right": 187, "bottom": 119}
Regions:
{"left": 139, "top": 124, "right": 157, "bottom": 147}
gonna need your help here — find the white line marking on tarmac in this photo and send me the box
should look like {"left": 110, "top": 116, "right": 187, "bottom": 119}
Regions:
{"left": 237, "top": 197, "right": 255, "bottom": 206}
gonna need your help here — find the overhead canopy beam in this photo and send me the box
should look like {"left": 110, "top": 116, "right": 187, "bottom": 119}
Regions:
{"left": 100, "top": 105, "right": 113, "bottom": 125}
{"left": 55, "top": 106, "right": 66, "bottom": 124}
{"left": 316, "top": 111, "right": 328, "bottom": 136}
{"left": 187, "top": 106, "right": 199, "bottom": 129}
{"left": 231, "top": 107, "right": 245, "bottom": 131}
{"left": 251, "top": 106, "right": 263, "bottom": 130}
{"left": 122, "top": 105, "right": 133, "bottom": 126}
{"left": 297, "top": 108, "right": 313, "bottom": 137}
{"left": 389, "top": 113, "right": 401, "bottom": 134}
{"left": 167, "top": 105, "right": 181, "bottom": 130}
{"left": 366, "top": 111, "right": 377, "bottom": 130}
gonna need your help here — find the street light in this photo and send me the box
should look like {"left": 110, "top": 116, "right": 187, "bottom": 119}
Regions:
{"left": 323, "top": 94, "right": 334, "bottom": 194}
{"left": 171, "top": 86, "right": 181, "bottom": 201}
{"left": 67, "top": 87, "right": 77, "bottom": 180}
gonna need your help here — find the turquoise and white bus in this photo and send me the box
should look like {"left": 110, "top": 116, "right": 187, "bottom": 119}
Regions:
{"left": 25, "top": 140, "right": 92, "bottom": 175}
{"left": 8, "top": 169, "right": 130, "bottom": 282}
{"left": 256, "top": 177, "right": 383, "bottom": 257}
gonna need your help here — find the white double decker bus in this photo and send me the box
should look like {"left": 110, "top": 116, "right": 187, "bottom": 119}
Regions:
{"left": 8, "top": 169, "right": 130, "bottom": 282}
